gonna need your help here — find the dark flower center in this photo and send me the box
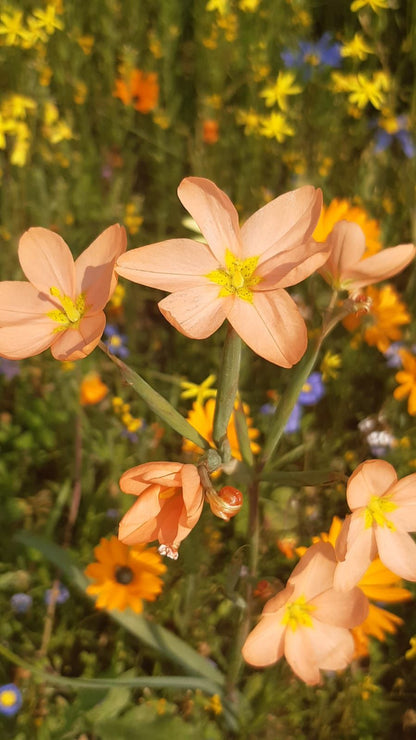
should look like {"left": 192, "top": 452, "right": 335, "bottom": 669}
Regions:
{"left": 114, "top": 566, "right": 134, "bottom": 585}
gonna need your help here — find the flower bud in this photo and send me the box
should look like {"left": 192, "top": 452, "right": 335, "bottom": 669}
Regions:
{"left": 205, "top": 486, "right": 243, "bottom": 521}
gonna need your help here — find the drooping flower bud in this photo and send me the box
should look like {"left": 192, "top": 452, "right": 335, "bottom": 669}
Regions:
{"left": 205, "top": 486, "right": 243, "bottom": 521}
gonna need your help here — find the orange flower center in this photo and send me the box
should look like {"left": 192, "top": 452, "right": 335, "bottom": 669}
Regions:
{"left": 47, "top": 286, "right": 86, "bottom": 332}
{"left": 281, "top": 595, "right": 315, "bottom": 631}
{"left": 206, "top": 249, "right": 262, "bottom": 303}
{"left": 114, "top": 565, "right": 134, "bottom": 584}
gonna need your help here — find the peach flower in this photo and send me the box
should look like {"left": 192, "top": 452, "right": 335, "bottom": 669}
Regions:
{"left": 242, "top": 542, "right": 368, "bottom": 685}
{"left": 118, "top": 462, "right": 205, "bottom": 560}
{"left": 0, "top": 225, "right": 126, "bottom": 361}
{"left": 320, "top": 220, "right": 415, "bottom": 293}
{"left": 334, "top": 459, "right": 416, "bottom": 591}
{"left": 116, "top": 177, "right": 327, "bottom": 367}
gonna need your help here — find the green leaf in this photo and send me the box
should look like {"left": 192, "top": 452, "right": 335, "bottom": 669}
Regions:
{"left": 14, "top": 532, "right": 224, "bottom": 687}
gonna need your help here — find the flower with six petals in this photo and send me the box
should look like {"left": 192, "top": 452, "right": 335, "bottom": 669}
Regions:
{"left": 334, "top": 460, "right": 416, "bottom": 590}
{"left": 242, "top": 542, "right": 368, "bottom": 685}
{"left": 116, "top": 177, "right": 326, "bottom": 367}
{"left": 0, "top": 225, "right": 126, "bottom": 361}
{"left": 118, "top": 462, "right": 205, "bottom": 559}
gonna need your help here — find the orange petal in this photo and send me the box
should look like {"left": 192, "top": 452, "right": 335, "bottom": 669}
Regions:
{"left": 50, "top": 313, "right": 105, "bottom": 361}
{"left": 75, "top": 224, "right": 127, "bottom": 309}
{"left": 242, "top": 612, "right": 286, "bottom": 667}
{"left": 345, "top": 243, "right": 415, "bottom": 290}
{"left": 346, "top": 459, "right": 397, "bottom": 510}
{"left": 0, "top": 281, "right": 55, "bottom": 324}
{"left": 0, "top": 320, "right": 54, "bottom": 359}
{"left": 18, "top": 227, "right": 76, "bottom": 297}
{"left": 376, "top": 528, "right": 416, "bottom": 581}
{"left": 240, "top": 185, "right": 322, "bottom": 260}
{"left": 158, "top": 285, "right": 230, "bottom": 339}
{"left": 178, "top": 177, "right": 241, "bottom": 262}
{"left": 116, "top": 239, "right": 218, "bottom": 291}
{"left": 228, "top": 289, "right": 307, "bottom": 367}
{"left": 118, "top": 490, "right": 162, "bottom": 545}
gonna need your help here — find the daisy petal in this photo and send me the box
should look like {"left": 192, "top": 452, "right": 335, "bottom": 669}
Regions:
{"left": 228, "top": 289, "right": 307, "bottom": 367}
{"left": 18, "top": 227, "right": 75, "bottom": 297}
{"left": 116, "top": 239, "right": 218, "bottom": 291}
{"left": 178, "top": 177, "right": 241, "bottom": 262}
{"left": 158, "top": 285, "right": 230, "bottom": 339}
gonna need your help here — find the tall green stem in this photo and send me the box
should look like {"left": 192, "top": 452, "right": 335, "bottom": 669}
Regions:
{"left": 213, "top": 324, "right": 242, "bottom": 455}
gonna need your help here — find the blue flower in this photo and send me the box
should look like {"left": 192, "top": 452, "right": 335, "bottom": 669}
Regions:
{"left": 10, "top": 593, "right": 33, "bottom": 614}
{"left": 0, "top": 684, "right": 22, "bottom": 716}
{"left": 282, "top": 33, "right": 342, "bottom": 78}
{"left": 373, "top": 115, "right": 415, "bottom": 158}
{"left": 259, "top": 402, "right": 276, "bottom": 415}
{"left": 0, "top": 358, "right": 20, "bottom": 380}
{"left": 298, "top": 372, "right": 325, "bottom": 406}
{"left": 383, "top": 342, "right": 404, "bottom": 368}
{"left": 284, "top": 402, "right": 303, "bottom": 434}
{"left": 44, "top": 583, "right": 70, "bottom": 605}
{"left": 103, "top": 324, "right": 129, "bottom": 358}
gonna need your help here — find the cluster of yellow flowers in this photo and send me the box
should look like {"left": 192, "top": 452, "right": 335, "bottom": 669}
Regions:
{"left": 0, "top": 3, "right": 63, "bottom": 49}
{"left": 0, "top": 95, "right": 35, "bottom": 166}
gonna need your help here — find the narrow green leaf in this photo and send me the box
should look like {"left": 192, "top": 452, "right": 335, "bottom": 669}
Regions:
{"left": 14, "top": 532, "right": 224, "bottom": 687}
{"left": 213, "top": 325, "right": 241, "bottom": 451}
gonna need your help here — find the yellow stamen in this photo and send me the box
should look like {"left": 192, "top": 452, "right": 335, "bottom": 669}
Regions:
{"left": 281, "top": 595, "right": 316, "bottom": 631}
{"left": 206, "top": 249, "right": 262, "bottom": 303}
{"left": 364, "top": 495, "right": 397, "bottom": 529}
{"left": 0, "top": 690, "right": 18, "bottom": 707}
{"left": 159, "top": 486, "right": 178, "bottom": 500}
{"left": 48, "top": 286, "right": 86, "bottom": 331}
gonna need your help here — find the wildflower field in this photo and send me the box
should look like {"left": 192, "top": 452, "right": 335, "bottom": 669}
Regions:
{"left": 1, "top": 0, "right": 416, "bottom": 737}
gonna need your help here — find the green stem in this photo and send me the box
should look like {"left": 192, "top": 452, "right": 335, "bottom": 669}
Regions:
{"left": 213, "top": 324, "right": 242, "bottom": 454}
{"left": 260, "top": 337, "right": 321, "bottom": 468}
{"left": 99, "top": 342, "right": 210, "bottom": 450}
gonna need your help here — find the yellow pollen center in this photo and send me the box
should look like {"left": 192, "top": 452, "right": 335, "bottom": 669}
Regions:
{"left": 302, "top": 382, "right": 311, "bottom": 392}
{"left": 281, "top": 595, "right": 315, "bottom": 631}
{"left": 0, "top": 691, "right": 17, "bottom": 707}
{"left": 159, "top": 486, "right": 178, "bottom": 500}
{"left": 206, "top": 249, "right": 262, "bottom": 303}
{"left": 47, "top": 286, "right": 86, "bottom": 332}
{"left": 364, "top": 495, "right": 397, "bottom": 529}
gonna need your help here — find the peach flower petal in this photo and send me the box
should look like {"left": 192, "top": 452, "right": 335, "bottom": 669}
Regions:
{"left": 116, "top": 239, "right": 218, "bottom": 291}
{"left": 228, "top": 289, "right": 307, "bottom": 367}
{"left": 320, "top": 221, "right": 366, "bottom": 278}
{"left": 346, "top": 459, "right": 397, "bottom": 511}
{"left": 18, "top": 227, "right": 76, "bottom": 297}
{"left": 309, "top": 621, "right": 355, "bottom": 672}
{"left": 257, "top": 238, "right": 330, "bottom": 290}
{"left": 284, "top": 627, "right": 322, "bottom": 685}
{"left": 241, "top": 612, "right": 286, "bottom": 667}
{"left": 75, "top": 224, "right": 127, "bottom": 309}
{"left": 375, "top": 528, "right": 416, "bottom": 582}
{"left": 0, "top": 282, "right": 56, "bottom": 323}
{"left": 51, "top": 313, "right": 105, "bottom": 361}
{"left": 311, "top": 587, "right": 368, "bottom": 628}
{"left": 241, "top": 186, "right": 322, "bottom": 259}
{"left": 158, "top": 286, "right": 231, "bottom": 339}
{"left": 178, "top": 177, "right": 241, "bottom": 262}
{"left": 344, "top": 243, "right": 415, "bottom": 290}
{"left": 334, "top": 523, "right": 377, "bottom": 591}
{"left": 288, "top": 542, "right": 336, "bottom": 598}
{"left": 0, "top": 320, "right": 55, "bottom": 359}
{"left": 119, "top": 490, "right": 168, "bottom": 545}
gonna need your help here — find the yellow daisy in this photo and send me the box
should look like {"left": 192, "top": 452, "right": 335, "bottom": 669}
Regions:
{"left": 394, "top": 349, "right": 416, "bottom": 415}
{"left": 85, "top": 536, "right": 166, "bottom": 613}
{"left": 313, "top": 198, "right": 381, "bottom": 256}
{"left": 182, "top": 398, "right": 260, "bottom": 460}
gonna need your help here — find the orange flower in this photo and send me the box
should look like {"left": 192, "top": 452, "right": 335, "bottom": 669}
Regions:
{"left": 242, "top": 542, "right": 368, "bottom": 685}
{"left": 116, "top": 177, "right": 327, "bottom": 367}
{"left": 80, "top": 372, "right": 109, "bottom": 405}
{"left": 113, "top": 69, "right": 159, "bottom": 113}
{"left": 0, "top": 225, "right": 126, "bottom": 361}
{"left": 313, "top": 198, "right": 381, "bottom": 256}
{"left": 182, "top": 398, "right": 260, "bottom": 460}
{"left": 118, "top": 462, "right": 205, "bottom": 559}
{"left": 394, "top": 349, "right": 416, "bottom": 415}
{"left": 203, "top": 119, "right": 219, "bottom": 143}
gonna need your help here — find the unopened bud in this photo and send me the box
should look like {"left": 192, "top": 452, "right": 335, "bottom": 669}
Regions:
{"left": 205, "top": 486, "right": 243, "bottom": 521}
